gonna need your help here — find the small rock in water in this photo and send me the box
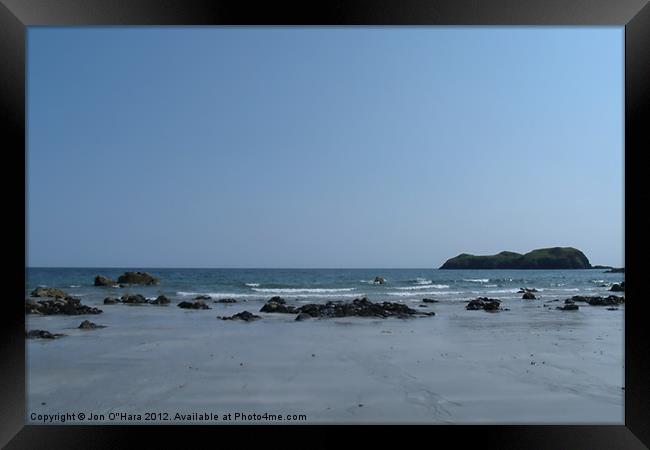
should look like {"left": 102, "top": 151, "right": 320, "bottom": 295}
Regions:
{"left": 422, "top": 298, "right": 438, "bottom": 303}
{"left": 522, "top": 292, "right": 536, "bottom": 300}
{"left": 26, "top": 330, "right": 65, "bottom": 339}
{"left": 150, "top": 295, "right": 170, "bottom": 305}
{"left": 120, "top": 294, "right": 148, "bottom": 304}
{"left": 117, "top": 271, "right": 159, "bottom": 285}
{"left": 556, "top": 304, "right": 579, "bottom": 311}
{"left": 94, "top": 275, "right": 116, "bottom": 286}
{"left": 219, "top": 311, "right": 260, "bottom": 321}
{"left": 609, "top": 282, "right": 625, "bottom": 292}
{"left": 466, "top": 297, "right": 502, "bottom": 312}
{"left": 215, "top": 298, "right": 237, "bottom": 303}
{"left": 260, "top": 297, "right": 296, "bottom": 314}
{"left": 78, "top": 320, "right": 106, "bottom": 329}
{"left": 178, "top": 300, "right": 211, "bottom": 310}
{"left": 518, "top": 287, "right": 538, "bottom": 293}
{"left": 373, "top": 276, "right": 385, "bottom": 285}
{"left": 195, "top": 295, "right": 211, "bottom": 300}
{"left": 569, "top": 295, "right": 624, "bottom": 306}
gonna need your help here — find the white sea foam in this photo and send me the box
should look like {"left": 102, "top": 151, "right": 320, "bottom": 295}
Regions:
{"left": 360, "top": 279, "right": 390, "bottom": 284}
{"left": 252, "top": 287, "right": 356, "bottom": 294}
{"left": 485, "top": 288, "right": 521, "bottom": 294}
{"left": 395, "top": 284, "right": 449, "bottom": 290}
{"left": 464, "top": 279, "right": 490, "bottom": 283}
{"left": 69, "top": 285, "right": 81, "bottom": 288}
{"left": 177, "top": 290, "right": 363, "bottom": 300}
{"left": 245, "top": 283, "right": 260, "bottom": 287}
{"left": 413, "top": 278, "right": 432, "bottom": 285}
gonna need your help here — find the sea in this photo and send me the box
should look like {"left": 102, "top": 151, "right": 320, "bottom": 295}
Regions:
{"left": 25, "top": 268, "right": 624, "bottom": 305}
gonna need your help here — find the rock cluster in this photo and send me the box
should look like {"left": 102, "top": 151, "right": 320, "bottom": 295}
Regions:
{"left": 556, "top": 304, "right": 579, "bottom": 311}
{"left": 121, "top": 294, "right": 148, "bottom": 304}
{"left": 260, "top": 297, "right": 433, "bottom": 319}
{"left": 103, "top": 295, "right": 170, "bottom": 305}
{"left": 25, "top": 297, "right": 102, "bottom": 315}
{"left": 150, "top": 295, "right": 170, "bottom": 305}
{"left": 260, "top": 296, "right": 296, "bottom": 313}
{"left": 569, "top": 295, "right": 624, "bottom": 306}
{"left": 30, "top": 287, "right": 68, "bottom": 298}
{"left": 218, "top": 311, "right": 260, "bottom": 321}
{"left": 178, "top": 300, "right": 211, "bottom": 310}
{"left": 465, "top": 297, "right": 502, "bottom": 311}
{"left": 26, "top": 330, "right": 65, "bottom": 339}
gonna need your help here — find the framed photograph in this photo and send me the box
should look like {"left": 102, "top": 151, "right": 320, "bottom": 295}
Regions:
{"left": 2, "top": 0, "right": 648, "bottom": 447}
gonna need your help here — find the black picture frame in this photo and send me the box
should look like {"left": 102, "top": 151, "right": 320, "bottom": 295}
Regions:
{"left": 2, "top": 0, "right": 648, "bottom": 448}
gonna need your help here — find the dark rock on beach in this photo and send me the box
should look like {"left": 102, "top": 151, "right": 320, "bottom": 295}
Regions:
{"left": 609, "top": 282, "right": 625, "bottom": 292}
{"left": 120, "top": 294, "right": 148, "bottom": 304}
{"left": 219, "top": 311, "right": 260, "bottom": 321}
{"left": 117, "top": 271, "right": 159, "bottom": 285}
{"left": 569, "top": 295, "right": 624, "bottom": 306}
{"left": 260, "top": 296, "right": 296, "bottom": 314}
{"left": 522, "top": 292, "right": 536, "bottom": 300}
{"left": 374, "top": 277, "right": 385, "bottom": 285}
{"left": 26, "top": 297, "right": 102, "bottom": 315}
{"left": 94, "top": 275, "right": 116, "bottom": 286}
{"left": 556, "top": 304, "right": 579, "bottom": 311}
{"left": 518, "top": 287, "right": 538, "bottom": 293}
{"left": 30, "top": 287, "right": 68, "bottom": 298}
{"left": 215, "top": 298, "right": 237, "bottom": 303}
{"left": 178, "top": 300, "right": 211, "bottom": 310}
{"left": 151, "top": 295, "right": 170, "bottom": 305}
{"left": 422, "top": 298, "right": 438, "bottom": 303}
{"left": 466, "top": 297, "right": 502, "bottom": 312}
{"left": 78, "top": 320, "right": 106, "bottom": 329}
{"left": 295, "top": 297, "right": 433, "bottom": 319}
{"left": 26, "top": 330, "right": 65, "bottom": 339}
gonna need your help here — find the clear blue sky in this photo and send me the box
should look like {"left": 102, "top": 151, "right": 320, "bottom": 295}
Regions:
{"left": 27, "top": 27, "right": 624, "bottom": 268}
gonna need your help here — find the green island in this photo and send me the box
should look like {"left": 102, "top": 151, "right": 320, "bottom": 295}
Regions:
{"left": 439, "top": 247, "right": 592, "bottom": 269}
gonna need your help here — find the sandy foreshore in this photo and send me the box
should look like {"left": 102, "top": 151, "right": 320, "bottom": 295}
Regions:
{"left": 25, "top": 296, "right": 624, "bottom": 424}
